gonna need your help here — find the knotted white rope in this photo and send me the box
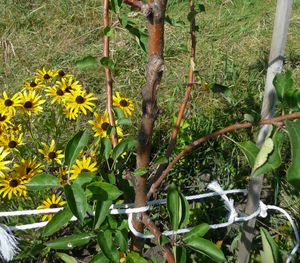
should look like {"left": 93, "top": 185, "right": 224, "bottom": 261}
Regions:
{"left": 0, "top": 182, "right": 298, "bottom": 262}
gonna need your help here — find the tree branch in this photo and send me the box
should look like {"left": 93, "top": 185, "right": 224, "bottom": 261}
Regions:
{"left": 147, "top": 111, "right": 300, "bottom": 199}
{"left": 141, "top": 213, "right": 175, "bottom": 263}
{"left": 103, "top": 0, "right": 118, "bottom": 147}
{"left": 123, "top": 0, "right": 152, "bottom": 16}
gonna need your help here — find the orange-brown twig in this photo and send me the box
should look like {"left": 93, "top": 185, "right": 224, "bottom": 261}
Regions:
{"left": 147, "top": 111, "right": 300, "bottom": 199}
{"left": 149, "top": 0, "right": 197, "bottom": 190}
{"left": 141, "top": 213, "right": 175, "bottom": 263}
{"left": 103, "top": 0, "right": 118, "bottom": 148}
{"left": 123, "top": 0, "right": 144, "bottom": 9}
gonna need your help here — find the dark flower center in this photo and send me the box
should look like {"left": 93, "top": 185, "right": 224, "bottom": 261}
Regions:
{"left": 44, "top": 74, "right": 51, "bottom": 80}
{"left": 75, "top": 96, "right": 85, "bottom": 104}
{"left": 48, "top": 151, "right": 57, "bottom": 159}
{"left": 101, "top": 122, "right": 110, "bottom": 131}
{"left": 120, "top": 99, "right": 129, "bottom": 107}
{"left": 30, "top": 81, "right": 37, "bottom": 88}
{"left": 81, "top": 168, "right": 90, "bottom": 173}
{"left": 56, "top": 89, "right": 64, "bottom": 96}
{"left": 9, "top": 179, "right": 19, "bottom": 187}
{"left": 65, "top": 86, "right": 72, "bottom": 93}
{"left": 0, "top": 114, "right": 7, "bottom": 121}
{"left": 58, "top": 70, "right": 65, "bottom": 77}
{"left": 8, "top": 140, "right": 17, "bottom": 148}
{"left": 62, "top": 174, "right": 68, "bottom": 180}
{"left": 5, "top": 99, "right": 13, "bottom": 107}
{"left": 50, "top": 204, "right": 58, "bottom": 208}
{"left": 24, "top": 101, "right": 33, "bottom": 109}
{"left": 26, "top": 167, "right": 32, "bottom": 174}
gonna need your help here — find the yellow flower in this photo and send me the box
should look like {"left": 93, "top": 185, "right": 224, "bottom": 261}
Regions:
{"left": 0, "top": 111, "right": 12, "bottom": 128}
{"left": 37, "top": 194, "right": 66, "bottom": 221}
{"left": 70, "top": 156, "right": 97, "bottom": 180}
{"left": 0, "top": 174, "right": 28, "bottom": 199}
{"left": 63, "top": 106, "right": 79, "bottom": 120}
{"left": 38, "top": 140, "right": 64, "bottom": 165}
{"left": 0, "top": 132, "right": 23, "bottom": 151}
{"left": 5, "top": 123, "right": 22, "bottom": 135}
{"left": 19, "top": 90, "right": 45, "bottom": 115}
{"left": 23, "top": 79, "right": 45, "bottom": 90}
{"left": 45, "top": 86, "right": 66, "bottom": 105}
{"left": 35, "top": 68, "right": 56, "bottom": 82}
{"left": 0, "top": 147, "right": 11, "bottom": 178}
{"left": 0, "top": 92, "right": 21, "bottom": 116}
{"left": 65, "top": 90, "right": 97, "bottom": 115}
{"left": 88, "top": 111, "right": 123, "bottom": 138}
{"left": 55, "top": 69, "right": 73, "bottom": 79}
{"left": 113, "top": 92, "right": 134, "bottom": 117}
{"left": 14, "top": 158, "right": 43, "bottom": 180}
{"left": 55, "top": 166, "right": 69, "bottom": 185}
{"left": 55, "top": 77, "right": 82, "bottom": 94}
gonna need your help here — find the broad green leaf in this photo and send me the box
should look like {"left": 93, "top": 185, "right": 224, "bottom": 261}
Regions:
{"left": 167, "top": 183, "right": 180, "bottom": 231}
{"left": 64, "top": 184, "right": 87, "bottom": 222}
{"left": 56, "top": 253, "right": 78, "bottom": 263}
{"left": 94, "top": 200, "right": 112, "bottom": 229}
{"left": 179, "top": 192, "right": 189, "bottom": 227}
{"left": 43, "top": 207, "right": 73, "bottom": 237}
{"left": 211, "top": 84, "right": 235, "bottom": 104}
{"left": 286, "top": 119, "right": 300, "bottom": 189}
{"left": 65, "top": 130, "right": 89, "bottom": 167}
{"left": 175, "top": 247, "right": 187, "bottom": 263}
{"left": 100, "top": 57, "right": 115, "bottom": 70}
{"left": 252, "top": 131, "right": 284, "bottom": 177}
{"left": 126, "top": 252, "right": 148, "bottom": 263}
{"left": 273, "top": 70, "right": 293, "bottom": 103}
{"left": 154, "top": 156, "right": 169, "bottom": 165}
{"left": 117, "top": 117, "right": 132, "bottom": 126}
{"left": 73, "top": 172, "right": 95, "bottom": 187}
{"left": 185, "top": 236, "right": 225, "bottom": 262}
{"left": 46, "top": 233, "right": 92, "bottom": 250}
{"left": 97, "top": 230, "right": 119, "bottom": 263}
{"left": 253, "top": 138, "right": 274, "bottom": 172}
{"left": 26, "top": 174, "right": 60, "bottom": 191}
{"left": 88, "top": 181, "right": 123, "bottom": 201}
{"left": 133, "top": 167, "right": 148, "bottom": 177}
{"left": 102, "top": 138, "right": 112, "bottom": 160}
{"left": 236, "top": 141, "right": 259, "bottom": 168}
{"left": 75, "top": 56, "right": 97, "bottom": 69}
{"left": 103, "top": 26, "right": 114, "bottom": 37}
{"left": 183, "top": 223, "right": 210, "bottom": 242}
{"left": 260, "top": 227, "right": 282, "bottom": 263}
{"left": 115, "top": 229, "right": 128, "bottom": 252}
{"left": 89, "top": 253, "right": 109, "bottom": 263}
{"left": 112, "top": 138, "right": 137, "bottom": 160}
{"left": 109, "top": 0, "right": 122, "bottom": 13}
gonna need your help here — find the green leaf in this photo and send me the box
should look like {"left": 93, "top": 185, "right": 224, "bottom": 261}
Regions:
{"left": 183, "top": 223, "right": 210, "bottom": 242}
{"left": 88, "top": 181, "right": 123, "bottom": 201}
{"left": 167, "top": 183, "right": 181, "bottom": 231}
{"left": 75, "top": 56, "right": 98, "bottom": 69}
{"left": 260, "top": 227, "right": 282, "bottom": 263}
{"left": 100, "top": 57, "right": 115, "bottom": 70}
{"left": 133, "top": 167, "right": 148, "bottom": 177}
{"left": 103, "top": 26, "right": 114, "bottom": 37}
{"left": 252, "top": 131, "right": 284, "bottom": 177}
{"left": 64, "top": 184, "right": 87, "bottom": 222}
{"left": 73, "top": 172, "right": 95, "bottom": 187}
{"left": 175, "top": 247, "right": 187, "bottom": 263}
{"left": 236, "top": 141, "right": 259, "bottom": 168}
{"left": 117, "top": 117, "right": 132, "bottom": 126}
{"left": 253, "top": 138, "right": 274, "bottom": 171}
{"left": 94, "top": 200, "right": 112, "bottom": 229}
{"left": 102, "top": 138, "right": 112, "bottom": 160}
{"left": 154, "top": 156, "right": 169, "bottom": 165}
{"left": 88, "top": 253, "right": 110, "bottom": 263}
{"left": 43, "top": 207, "right": 73, "bottom": 237}
{"left": 185, "top": 236, "right": 225, "bottom": 262}
{"left": 115, "top": 229, "right": 128, "bottom": 252}
{"left": 211, "top": 84, "right": 235, "bottom": 104}
{"left": 111, "top": 138, "right": 137, "bottom": 160}
{"left": 273, "top": 70, "right": 293, "bottom": 103}
{"left": 65, "top": 130, "right": 89, "bottom": 167}
{"left": 126, "top": 252, "right": 148, "bottom": 263}
{"left": 286, "top": 119, "right": 300, "bottom": 190}
{"left": 56, "top": 253, "right": 78, "bottom": 263}
{"left": 97, "top": 230, "right": 119, "bottom": 263}
{"left": 179, "top": 192, "right": 189, "bottom": 227}
{"left": 46, "top": 233, "right": 92, "bottom": 250}
{"left": 109, "top": 0, "right": 122, "bottom": 13}
{"left": 26, "top": 174, "right": 60, "bottom": 191}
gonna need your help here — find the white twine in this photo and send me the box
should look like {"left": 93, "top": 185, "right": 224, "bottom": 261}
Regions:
{"left": 0, "top": 182, "right": 298, "bottom": 262}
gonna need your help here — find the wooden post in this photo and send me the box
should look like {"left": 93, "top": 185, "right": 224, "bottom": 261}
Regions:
{"left": 237, "top": 1, "right": 292, "bottom": 262}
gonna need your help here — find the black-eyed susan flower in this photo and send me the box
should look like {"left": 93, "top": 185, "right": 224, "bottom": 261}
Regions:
{"left": 14, "top": 158, "right": 43, "bottom": 180}
{"left": 65, "top": 90, "right": 97, "bottom": 115}
{"left": 113, "top": 92, "right": 134, "bottom": 117}
{"left": 0, "top": 174, "right": 28, "bottom": 200}
{"left": 19, "top": 90, "right": 45, "bottom": 115}
{"left": 23, "top": 79, "right": 45, "bottom": 90}
{"left": 0, "top": 133, "right": 23, "bottom": 151}
{"left": 6, "top": 123, "right": 22, "bottom": 135}
{"left": 38, "top": 140, "right": 64, "bottom": 165}
{"left": 63, "top": 106, "right": 79, "bottom": 120}
{"left": 0, "top": 147, "right": 10, "bottom": 178}
{"left": 45, "top": 86, "right": 66, "bottom": 104}
{"left": 0, "top": 92, "right": 21, "bottom": 116}
{"left": 35, "top": 68, "right": 56, "bottom": 83}
{"left": 88, "top": 111, "right": 123, "bottom": 138}
{"left": 55, "top": 77, "right": 82, "bottom": 94}
{"left": 55, "top": 166, "right": 69, "bottom": 185}
{"left": 37, "top": 194, "right": 66, "bottom": 221}
{"left": 55, "top": 69, "right": 73, "bottom": 79}
{"left": 0, "top": 112, "right": 12, "bottom": 128}
{"left": 70, "top": 156, "right": 97, "bottom": 180}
